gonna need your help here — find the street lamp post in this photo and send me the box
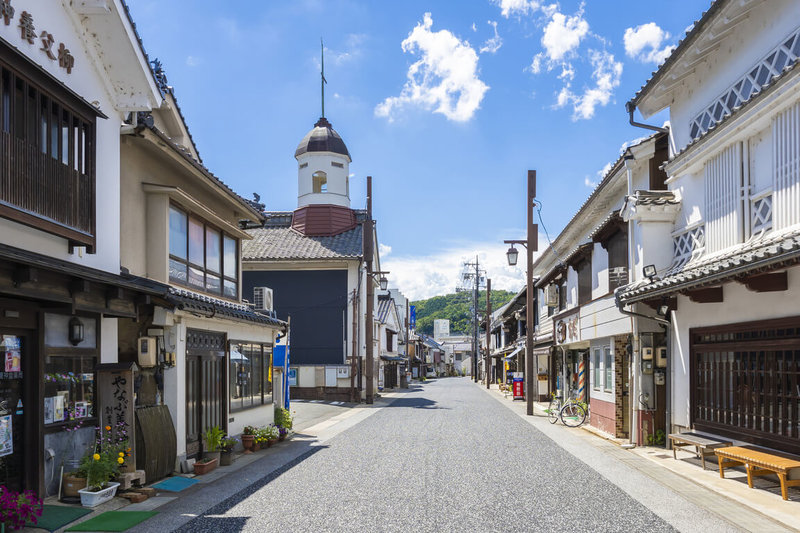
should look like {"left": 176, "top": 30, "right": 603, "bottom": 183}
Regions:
{"left": 504, "top": 170, "right": 538, "bottom": 416}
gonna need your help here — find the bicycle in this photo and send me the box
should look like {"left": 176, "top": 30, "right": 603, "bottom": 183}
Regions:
{"left": 546, "top": 390, "right": 588, "bottom": 427}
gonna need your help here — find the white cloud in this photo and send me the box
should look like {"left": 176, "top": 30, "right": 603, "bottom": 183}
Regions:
{"left": 530, "top": 53, "right": 544, "bottom": 74}
{"left": 584, "top": 176, "right": 597, "bottom": 188}
{"left": 375, "top": 13, "right": 489, "bottom": 122}
{"left": 494, "top": 0, "right": 541, "bottom": 18}
{"left": 325, "top": 33, "right": 368, "bottom": 66}
{"left": 186, "top": 56, "right": 202, "bottom": 67}
{"left": 379, "top": 243, "right": 392, "bottom": 259}
{"left": 384, "top": 241, "right": 553, "bottom": 301}
{"left": 623, "top": 22, "right": 674, "bottom": 64}
{"left": 556, "top": 49, "right": 622, "bottom": 120}
{"left": 472, "top": 22, "right": 477, "bottom": 32}
{"left": 540, "top": 8, "right": 589, "bottom": 62}
{"left": 479, "top": 21, "right": 503, "bottom": 54}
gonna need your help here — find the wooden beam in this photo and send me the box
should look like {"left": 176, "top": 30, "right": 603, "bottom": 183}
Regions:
{"left": 738, "top": 271, "right": 787, "bottom": 293}
{"left": 681, "top": 287, "right": 723, "bottom": 303}
{"left": 70, "top": 279, "right": 91, "bottom": 295}
{"left": 12, "top": 266, "right": 38, "bottom": 286}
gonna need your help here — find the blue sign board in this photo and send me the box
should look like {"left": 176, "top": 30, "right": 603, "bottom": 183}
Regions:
{"left": 410, "top": 305, "right": 416, "bottom": 328}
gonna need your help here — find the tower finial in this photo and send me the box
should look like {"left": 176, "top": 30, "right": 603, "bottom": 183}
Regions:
{"left": 320, "top": 37, "right": 327, "bottom": 119}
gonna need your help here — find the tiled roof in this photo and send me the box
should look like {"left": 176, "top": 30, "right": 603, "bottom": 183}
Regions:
{"left": 243, "top": 223, "right": 363, "bottom": 261}
{"left": 628, "top": 0, "right": 723, "bottom": 108}
{"left": 167, "top": 287, "right": 285, "bottom": 327}
{"left": 617, "top": 227, "right": 800, "bottom": 303}
{"left": 630, "top": 190, "right": 679, "bottom": 206}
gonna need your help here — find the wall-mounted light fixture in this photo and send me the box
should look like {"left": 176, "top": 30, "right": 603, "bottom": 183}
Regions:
{"left": 643, "top": 264, "right": 659, "bottom": 281}
{"left": 68, "top": 316, "right": 84, "bottom": 346}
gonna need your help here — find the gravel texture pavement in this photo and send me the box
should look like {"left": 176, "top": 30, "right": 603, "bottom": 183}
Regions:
{"left": 160, "top": 378, "right": 746, "bottom": 532}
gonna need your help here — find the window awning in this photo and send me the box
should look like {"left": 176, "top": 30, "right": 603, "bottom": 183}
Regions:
{"left": 503, "top": 346, "right": 523, "bottom": 361}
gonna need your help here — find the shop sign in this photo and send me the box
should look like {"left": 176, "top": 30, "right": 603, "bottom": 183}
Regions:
{"left": 1, "top": 1, "right": 75, "bottom": 74}
{"left": 555, "top": 311, "right": 580, "bottom": 345}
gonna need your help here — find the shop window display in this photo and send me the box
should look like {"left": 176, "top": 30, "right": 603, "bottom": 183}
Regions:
{"left": 43, "top": 355, "right": 96, "bottom": 426}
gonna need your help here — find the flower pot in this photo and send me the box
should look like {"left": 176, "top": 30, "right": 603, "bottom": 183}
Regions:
{"left": 62, "top": 474, "right": 87, "bottom": 498}
{"left": 203, "top": 450, "right": 221, "bottom": 463}
{"left": 241, "top": 435, "right": 255, "bottom": 453}
{"left": 78, "top": 482, "right": 120, "bottom": 508}
{"left": 193, "top": 457, "right": 218, "bottom": 475}
{"left": 220, "top": 450, "right": 235, "bottom": 466}
{"left": 278, "top": 434, "right": 286, "bottom": 442}
{"left": 268, "top": 438, "right": 277, "bottom": 447}
{"left": 252, "top": 441, "right": 261, "bottom": 452}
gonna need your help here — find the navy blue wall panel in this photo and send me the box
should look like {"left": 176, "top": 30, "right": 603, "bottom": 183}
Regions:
{"left": 242, "top": 270, "right": 347, "bottom": 365}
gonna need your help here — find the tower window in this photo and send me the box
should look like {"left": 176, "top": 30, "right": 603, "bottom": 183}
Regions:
{"left": 331, "top": 161, "right": 343, "bottom": 168}
{"left": 299, "top": 162, "right": 308, "bottom": 169}
{"left": 313, "top": 171, "right": 327, "bottom": 193}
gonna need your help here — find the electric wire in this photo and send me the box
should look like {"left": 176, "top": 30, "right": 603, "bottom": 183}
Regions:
{"left": 534, "top": 199, "right": 566, "bottom": 267}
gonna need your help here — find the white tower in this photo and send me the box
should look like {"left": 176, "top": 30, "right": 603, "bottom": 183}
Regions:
{"left": 294, "top": 117, "right": 351, "bottom": 208}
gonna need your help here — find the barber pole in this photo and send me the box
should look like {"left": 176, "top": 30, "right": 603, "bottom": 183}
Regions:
{"left": 578, "top": 359, "right": 585, "bottom": 402}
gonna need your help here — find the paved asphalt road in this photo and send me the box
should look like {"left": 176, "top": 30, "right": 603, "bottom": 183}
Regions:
{"left": 149, "top": 377, "right": 749, "bottom": 533}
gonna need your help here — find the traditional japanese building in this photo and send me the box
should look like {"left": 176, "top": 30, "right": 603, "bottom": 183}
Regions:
{"left": 0, "top": 0, "right": 170, "bottom": 496}
{"left": 619, "top": 0, "right": 800, "bottom": 454}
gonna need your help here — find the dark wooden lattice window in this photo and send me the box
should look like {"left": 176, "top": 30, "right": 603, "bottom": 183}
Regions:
{"left": 576, "top": 259, "right": 592, "bottom": 305}
{"left": 0, "top": 40, "right": 98, "bottom": 250}
{"left": 690, "top": 316, "right": 800, "bottom": 454}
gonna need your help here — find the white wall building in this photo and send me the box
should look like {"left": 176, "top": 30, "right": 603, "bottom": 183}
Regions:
{"left": 620, "top": 0, "right": 800, "bottom": 455}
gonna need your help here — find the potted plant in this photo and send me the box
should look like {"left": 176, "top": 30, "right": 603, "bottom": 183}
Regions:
{"left": 274, "top": 407, "right": 293, "bottom": 441}
{"left": 0, "top": 485, "right": 43, "bottom": 531}
{"left": 220, "top": 436, "right": 237, "bottom": 466}
{"left": 241, "top": 426, "right": 256, "bottom": 453}
{"left": 193, "top": 456, "right": 218, "bottom": 475}
{"left": 261, "top": 425, "right": 279, "bottom": 447}
{"left": 77, "top": 450, "right": 123, "bottom": 507}
{"left": 202, "top": 425, "right": 224, "bottom": 463}
{"left": 60, "top": 405, "right": 89, "bottom": 500}
{"left": 62, "top": 463, "right": 88, "bottom": 499}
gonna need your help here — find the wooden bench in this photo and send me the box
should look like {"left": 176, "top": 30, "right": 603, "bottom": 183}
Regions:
{"left": 668, "top": 432, "right": 732, "bottom": 470}
{"left": 715, "top": 446, "right": 800, "bottom": 501}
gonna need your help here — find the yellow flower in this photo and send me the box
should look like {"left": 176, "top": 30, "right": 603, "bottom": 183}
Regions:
{"left": 105, "top": 425, "right": 111, "bottom": 431}
{"left": 117, "top": 457, "right": 124, "bottom": 464}
{"left": 92, "top": 453, "right": 100, "bottom": 461}
{"left": 119, "top": 452, "right": 124, "bottom": 457}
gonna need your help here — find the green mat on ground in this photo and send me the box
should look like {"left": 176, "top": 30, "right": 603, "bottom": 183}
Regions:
{"left": 65, "top": 511, "right": 158, "bottom": 532}
{"left": 26, "top": 505, "right": 92, "bottom": 532}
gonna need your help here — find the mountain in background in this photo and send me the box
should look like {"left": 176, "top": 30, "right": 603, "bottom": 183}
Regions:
{"left": 412, "top": 290, "right": 517, "bottom": 336}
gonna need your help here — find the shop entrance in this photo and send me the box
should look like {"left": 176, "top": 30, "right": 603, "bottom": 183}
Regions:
{"left": 185, "top": 330, "right": 226, "bottom": 459}
{"left": 0, "top": 332, "right": 29, "bottom": 491}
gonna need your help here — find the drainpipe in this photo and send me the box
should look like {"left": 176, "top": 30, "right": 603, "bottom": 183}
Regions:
{"left": 623, "top": 154, "right": 639, "bottom": 445}
{"left": 626, "top": 102, "right": 668, "bottom": 133}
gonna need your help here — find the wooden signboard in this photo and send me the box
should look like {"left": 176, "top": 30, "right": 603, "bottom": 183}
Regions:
{"left": 97, "top": 362, "right": 137, "bottom": 473}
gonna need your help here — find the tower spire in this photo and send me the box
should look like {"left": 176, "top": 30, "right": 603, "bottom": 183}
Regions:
{"left": 320, "top": 37, "right": 327, "bottom": 119}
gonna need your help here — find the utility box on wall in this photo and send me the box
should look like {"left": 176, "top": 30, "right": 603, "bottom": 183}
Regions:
{"left": 655, "top": 347, "right": 667, "bottom": 368}
{"left": 138, "top": 337, "right": 157, "bottom": 367}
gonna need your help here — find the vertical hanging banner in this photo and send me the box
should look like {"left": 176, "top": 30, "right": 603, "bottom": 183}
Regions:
{"left": 409, "top": 306, "right": 416, "bottom": 329}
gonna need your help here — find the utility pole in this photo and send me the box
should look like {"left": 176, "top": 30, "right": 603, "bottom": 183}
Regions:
{"left": 485, "top": 278, "right": 491, "bottom": 389}
{"left": 473, "top": 256, "right": 479, "bottom": 382}
{"left": 504, "top": 170, "right": 538, "bottom": 416}
{"left": 364, "top": 176, "right": 374, "bottom": 404}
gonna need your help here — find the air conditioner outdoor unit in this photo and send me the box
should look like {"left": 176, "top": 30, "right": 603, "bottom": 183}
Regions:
{"left": 253, "top": 287, "right": 274, "bottom": 313}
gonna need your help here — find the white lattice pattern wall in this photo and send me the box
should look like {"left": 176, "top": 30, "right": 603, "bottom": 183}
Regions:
{"left": 705, "top": 143, "right": 742, "bottom": 253}
{"left": 773, "top": 102, "right": 800, "bottom": 230}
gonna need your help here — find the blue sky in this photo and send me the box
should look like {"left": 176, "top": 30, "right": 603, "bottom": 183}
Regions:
{"left": 128, "top": 0, "right": 708, "bottom": 300}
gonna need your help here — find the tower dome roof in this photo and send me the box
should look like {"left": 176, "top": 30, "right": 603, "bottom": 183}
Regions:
{"left": 294, "top": 117, "right": 350, "bottom": 160}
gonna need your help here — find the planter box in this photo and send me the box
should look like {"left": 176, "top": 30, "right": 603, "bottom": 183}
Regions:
{"left": 220, "top": 451, "right": 235, "bottom": 466}
{"left": 78, "top": 482, "right": 120, "bottom": 508}
{"left": 193, "top": 457, "right": 218, "bottom": 475}
{"left": 62, "top": 475, "right": 87, "bottom": 498}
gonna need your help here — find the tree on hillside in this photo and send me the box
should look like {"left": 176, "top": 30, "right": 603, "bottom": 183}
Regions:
{"left": 412, "top": 290, "right": 517, "bottom": 336}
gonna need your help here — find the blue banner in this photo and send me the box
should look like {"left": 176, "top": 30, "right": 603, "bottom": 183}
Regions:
{"left": 410, "top": 305, "right": 416, "bottom": 328}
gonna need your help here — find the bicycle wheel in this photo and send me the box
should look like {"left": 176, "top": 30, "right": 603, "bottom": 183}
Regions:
{"left": 547, "top": 398, "right": 561, "bottom": 424}
{"left": 560, "top": 402, "right": 587, "bottom": 427}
